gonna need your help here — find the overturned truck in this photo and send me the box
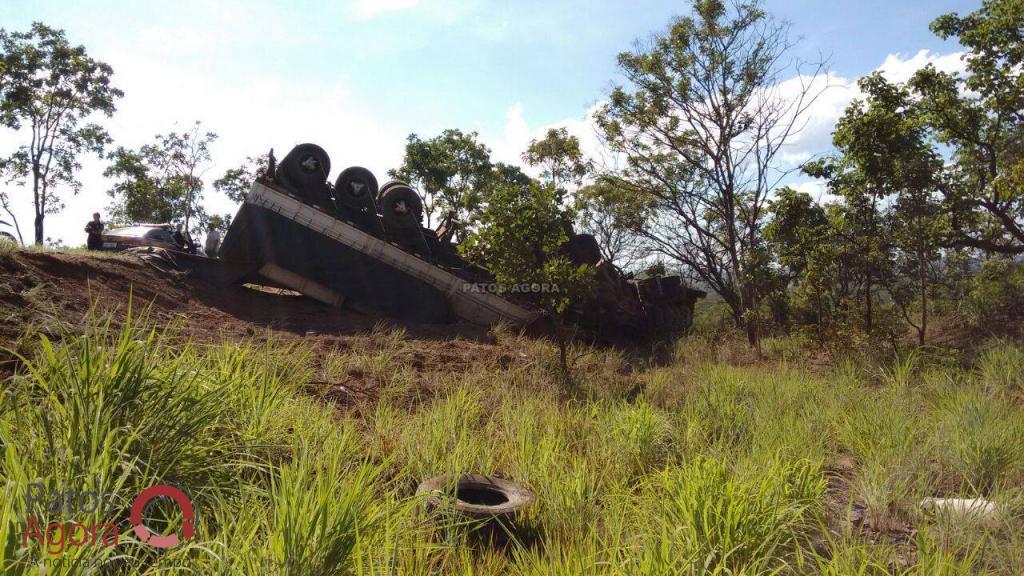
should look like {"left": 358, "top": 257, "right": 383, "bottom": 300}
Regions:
{"left": 219, "top": 144, "right": 704, "bottom": 340}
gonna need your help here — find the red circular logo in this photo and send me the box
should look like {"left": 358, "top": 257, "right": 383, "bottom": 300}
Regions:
{"left": 129, "top": 484, "right": 195, "bottom": 548}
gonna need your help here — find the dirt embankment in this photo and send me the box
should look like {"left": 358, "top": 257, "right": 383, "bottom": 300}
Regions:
{"left": 0, "top": 249, "right": 493, "bottom": 348}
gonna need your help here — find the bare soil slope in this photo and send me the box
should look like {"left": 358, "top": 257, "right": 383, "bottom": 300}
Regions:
{"left": 0, "top": 249, "right": 492, "bottom": 346}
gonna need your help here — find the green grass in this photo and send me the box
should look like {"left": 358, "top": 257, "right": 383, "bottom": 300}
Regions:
{"left": 1, "top": 312, "right": 1022, "bottom": 574}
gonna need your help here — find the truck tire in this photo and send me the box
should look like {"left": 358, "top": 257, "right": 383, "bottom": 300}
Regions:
{"left": 416, "top": 474, "right": 535, "bottom": 519}
{"left": 379, "top": 183, "right": 423, "bottom": 231}
{"left": 277, "top": 143, "right": 331, "bottom": 195}
{"left": 377, "top": 180, "right": 403, "bottom": 199}
{"left": 335, "top": 166, "right": 378, "bottom": 201}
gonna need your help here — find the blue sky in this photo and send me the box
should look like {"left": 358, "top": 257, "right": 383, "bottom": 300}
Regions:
{"left": 1, "top": 0, "right": 976, "bottom": 244}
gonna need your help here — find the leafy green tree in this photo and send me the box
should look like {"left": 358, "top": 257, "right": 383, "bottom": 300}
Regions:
{"left": 576, "top": 180, "right": 647, "bottom": 269}
{"left": 767, "top": 190, "right": 892, "bottom": 337}
{"left": 491, "top": 162, "right": 534, "bottom": 189}
{"left": 804, "top": 74, "right": 943, "bottom": 336}
{"left": 888, "top": 184, "right": 945, "bottom": 345}
{"left": 461, "top": 180, "right": 593, "bottom": 378}
{"left": 765, "top": 188, "right": 831, "bottom": 328}
{"left": 0, "top": 23, "right": 122, "bottom": 244}
{"left": 104, "top": 122, "right": 217, "bottom": 233}
{"left": 522, "top": 127, "right": 590, "bottom": 189}
{"left": 909, "top": 0, "right": 1024, "bottom": 254}
{"left": 214, "top": 152, "right": 270, "bottom": 204}
{"left": 0, "top": 164, "right": 25, "bottom": 244}
{"left": 206, "top": 213, "right": 233, "bottom": 235}
{"left": 596, "top": 0, "right": 825, "bottom": 346}
{"left": 765, "top": 188, "right": 828, "bottom": 285}
{"left": 390, "top": 129, "right": 493, "bottom": 227}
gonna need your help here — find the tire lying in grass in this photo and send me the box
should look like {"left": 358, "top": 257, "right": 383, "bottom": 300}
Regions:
{"left": 416, "top": 474, "right": 535, "bottom": 519}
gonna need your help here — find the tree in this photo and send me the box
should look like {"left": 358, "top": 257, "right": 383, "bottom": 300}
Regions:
{"left": 806, "top": 73, "right": 944, "bottom": 340}
{"left": 765, "top": 188, "right": 827, "bottom": 284}
{"left": 205, "top": 213, "right": 233, "bottom": 235}
{"left": 460, "top": 180, "right": 593, "bottom": 379}
{"left": 576, "top": 180, "right": 646, "bottom": 270}
{"left": 889, "top": 183, "right": 945, "bottom": 345}
{"left": 522, "top": 127, "right": 590, "bottom": 189}
{"left": 390, "top": 129, "right": 493, "bottom": 227}
{"left": 596, "top": 0, "right": 825, "bottom": 346}
{"left": 0, "top": 159, "right": 26, "bottom": 244}
{"left": 214, "top": 152, "right": 271, "bottom": 204}
{"left": 908, "top": 0, "right": 1024, "bottom": 254}
{"left": 104, "top": 122, "right": 217, "bottom": 233}
{"left": 491, "top": 162, "right": 534, "bottom": 190}
{"left": 765, "top": 187, "right": 830, "bottom": 327}
{"left": 0, "top": 23, "right": 122, "bottom": 244}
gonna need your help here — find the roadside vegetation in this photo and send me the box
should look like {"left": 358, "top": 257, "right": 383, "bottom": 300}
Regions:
{"left": 1, "top": 0, "right": 1023, "bottom": 573}
{"left": 1, "top": 306, "right": 1022, "bottom": 574}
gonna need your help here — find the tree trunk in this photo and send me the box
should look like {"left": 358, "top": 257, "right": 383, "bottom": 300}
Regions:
{"left": 864, "top": 272, "right": 873, "bottom": 334}
{"left": 33, "top": 172, "right": 44, "bottom": 245}
{"left": 34, "top": 214, "right": 44, "bottom": 246}
{"left": 865, "top": 194, "right": 876, "bottom": 334}
{"left": 743, "top": 286, "right": 757, "bottom": 348}
{"left": 918, "top": 244, "right": 927, "bottom": 346}
{"left": 553, "top": 317, "right": 574, "bottom": 393}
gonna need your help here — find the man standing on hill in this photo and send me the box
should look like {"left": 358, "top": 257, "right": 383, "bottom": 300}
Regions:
{"left": 84, "top": 212, "right": 104, "bottom": 250}
{"left": 204, "top": 223, "right": 221, "bottom": 258}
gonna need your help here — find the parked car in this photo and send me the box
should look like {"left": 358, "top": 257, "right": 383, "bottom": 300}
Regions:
{"left": 0, "top": 219, "right": 17, "bottom": 244}
{"left": 99, "top": 224, "right": 180, "bottom": 251}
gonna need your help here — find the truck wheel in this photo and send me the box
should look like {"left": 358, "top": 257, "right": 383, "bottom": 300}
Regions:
{"left": 0, "top": 232, "right": 15, "bottom": 244}
{"left": 277, "top": 143, "right": 331, "bottom": 192}
{"left": 379, "top": 183, "right": 423, "bottom": 231}
{"left": 335, "top": 166, "right": 379, "bottom": 206}
{"left": 377, "top": 180, "right": 404, "bottom": 200}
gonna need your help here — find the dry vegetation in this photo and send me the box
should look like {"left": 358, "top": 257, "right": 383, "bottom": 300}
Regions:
{"left": 1, "top": 281, "right": 1022, "bottom": 574}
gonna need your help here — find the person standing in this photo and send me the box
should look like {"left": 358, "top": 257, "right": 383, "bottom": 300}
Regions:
{"left": 84, "top": 213, "right": 104, "bottom": 250}
{"left": 204, "top": 224, "right": 221, "bottom": 258}
{"left": 172, "top": 223, "right": 186, "bottom": 250}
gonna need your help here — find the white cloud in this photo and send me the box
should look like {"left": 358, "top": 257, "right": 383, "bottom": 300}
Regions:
{"left": 877, "top": 49, "right": 966, "bottom": 84}
{"left": 0, "top": 16, "right": 406, "bottom": 246}
{"left": 491, "top": 102, "right": 529, "bottom": 166}
{"left": 791, "top": 179, "right": 836, "bottom": 203}
{"left": 774, "top": 71, "right": 859, "bottom": 168}
{"left": 775, "top": 50, "right": 966, "bottom": 186}
{"left": 351, "top": 0, "right": 421, "bottom": 19}
{"left": 486, "top": 101, "right": 607, "bottom": 182}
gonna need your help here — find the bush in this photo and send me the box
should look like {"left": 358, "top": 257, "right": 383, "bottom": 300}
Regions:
{"left": 964, "top": 259, "right": 1024, "bottom": 334}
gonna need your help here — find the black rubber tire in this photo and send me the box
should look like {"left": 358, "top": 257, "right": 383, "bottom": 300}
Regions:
{"left": 335, "top": 166, "right": 378, "bottom": 201}
{"left": 276, "top": 143, "right": 331, "bottom": 192}
{"left": 378, "top": 183, "right": 423, "bottom": 231}
{"left": 416, "top": 474, "right": 535, "bottom": 519}
{"left": 0, "top": 231, "right": 16, "bottom": 244}
{"left": 377, "top": 180, "right": 404, "bottom": 200}
{"left": 565, "top": 233, "right": 603, "bottom": 266}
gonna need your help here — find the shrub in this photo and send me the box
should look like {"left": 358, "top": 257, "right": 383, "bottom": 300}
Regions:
{"left": 964, "top": 259, "right": 1024, "bottom": 334}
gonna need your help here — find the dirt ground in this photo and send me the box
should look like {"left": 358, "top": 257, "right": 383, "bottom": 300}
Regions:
{"left": 0, "top": 249, "right": 498, "bottom": 358}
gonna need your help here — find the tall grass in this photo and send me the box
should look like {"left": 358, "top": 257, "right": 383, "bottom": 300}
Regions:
{"left": 0, "top": 312, "right": 1021, "bottom": 573}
